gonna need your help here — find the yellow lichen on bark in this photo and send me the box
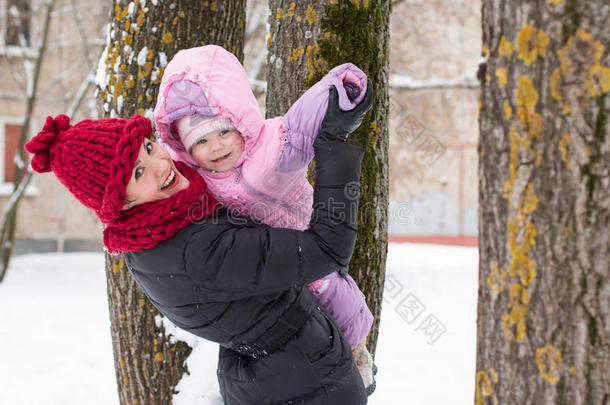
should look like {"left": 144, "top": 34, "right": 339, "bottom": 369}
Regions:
{"left": 276, "top": 8, "right": 283, "bottom": 19}
{"left": 509, "top": 253, "right": 536, "bottom": 286}
{"left": 369, "top": 121, "right": 379, "bottom": 147}
{"left": 288, "top": 47, "right": 305, "bottom": 62}
{"left": 518, "top": 109, "right": 543, "bottom": 140}
{"left": 498, "top": 35, "right": 514, "bottom": 58}
{"left": 516, "top": 75, "right": 539, "bottom": 110}
{"left": 488, "top": 368, "right": 498, "bottom": 383}
{"left": 306, "top": 44, "right": 326, "bottom": 81}
{"left": 549, "top": 68, "right": 570, "bottom": 114}
{"left": 502, "top": 118, "right": 539, "bottom": 342}
{"left": 136, "top": 10, "right": 145, "bottom": 30}
{"left": 487, "top": 263, "right": 509, "bottom": 295}
{"left": 154, "top": 352, "right": 164, "bottom": 362}
{"left": 288, "top": 2, "right": 296, "bottom": 17}
{"left": 113, "top": 76, "right": 125, "bottom": 103}
{"left": 501, "top": 283, "right": 529, "bottom": 342}
{"left": 138, "top": 62, "right": 152, "bottom": 79}
{"left": 503, "top": 102, "right": 512, "bottom": 120}
{"left": 115, "top": 3, "right": 129, "bottom": 22}
{"left": 162, "top": 32, "right": 174, "bottom": 44}
{"left": 559, "top": 132, "right": 571, "bottom": 168}
{"left": 502, "top": 127, "right": 529, "bottom": 203}
{"left": 475, "top": 370, "right": 494, "bottom": 405}
{"left": 587, "top": 64, "right": 610, "bottom": 96}
{"left": 507, "top": 214, "right": 523, "bottom": 251}
{"left": 551, "top": 29, "right": 609, "bottom": 113}
{"left": 536, "top": 345, "right": 563, "bottom": 383}
{"left": 126, "top": 76, "right": 135, "bottom": 89}
{"left": 482, "top": 44, "right": 490, "bottom": 59}
{"left": 517, "top": 24, "right": 550, "bottom": 66}
{"left": 113, "top": 257, "right": 124, "bottom": 273}
{"left": 515, "top": 75, "right": 543, "bottom": 140}
{"left": 495, "top": 67, "right": 507, "bottom": 88}
{"left": 549, "top": 0, "right": 564, "bottom": 4}
{"left": 521, "top": 221, "right": 538, "bottom": 252}
{"left": 520, "top": 183, "right": 539, "bottom": 215}
{"left": 306, "top": 6, "right": 318, "bottom": 24}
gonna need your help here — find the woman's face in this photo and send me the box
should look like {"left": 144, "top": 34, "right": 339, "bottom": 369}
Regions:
{"left": 122, "top": 139, "right": 190, "bottom": 210}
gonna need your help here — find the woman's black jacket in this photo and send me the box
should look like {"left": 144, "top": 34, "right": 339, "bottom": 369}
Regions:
{"left": 124, "top": 140, "right": 367, "bottom": 404}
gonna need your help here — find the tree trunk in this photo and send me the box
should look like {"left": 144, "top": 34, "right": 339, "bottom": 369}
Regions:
{"left": 266, "top": 0, "right": 391, "bottom": 356}
{"left": 96, "top": 1, "right": 245, "bottom": 403}
{"left": 476, "top": 1, "right": 609, "bottom": 404}
{"left": 265, "top": 0, "right": 326, "bottom": 117}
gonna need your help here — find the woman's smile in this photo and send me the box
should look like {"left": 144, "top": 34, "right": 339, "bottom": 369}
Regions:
{"left": 161, "top": 168, "right": 178, "bottom": 190}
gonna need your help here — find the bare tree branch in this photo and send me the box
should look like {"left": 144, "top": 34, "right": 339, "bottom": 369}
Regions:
{"left": 70, "top": 0, "right": 94, "bottom": 69}
{"left": 389, "top": 73, "right": 479, "bottom": 89}
{"left": 0, "top": 0, "right": 55, "bottom": 284}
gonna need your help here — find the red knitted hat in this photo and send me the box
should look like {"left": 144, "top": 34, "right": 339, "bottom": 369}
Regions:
{"left": 25, "top": 114, "right": 151, "bottom": 224}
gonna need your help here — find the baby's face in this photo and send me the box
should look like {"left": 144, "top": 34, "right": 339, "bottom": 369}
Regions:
{"left": 190, "top": 128, "right": 245, "bottom": 173}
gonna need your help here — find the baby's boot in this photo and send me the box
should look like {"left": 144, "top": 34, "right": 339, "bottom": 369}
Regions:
{"left": 352, "top": 341, "right": 376, "bottom": 396}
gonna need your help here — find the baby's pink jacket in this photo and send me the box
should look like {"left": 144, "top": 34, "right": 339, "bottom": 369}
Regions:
{"left": 154, "top": 45, "right": 372, "bottom": 348}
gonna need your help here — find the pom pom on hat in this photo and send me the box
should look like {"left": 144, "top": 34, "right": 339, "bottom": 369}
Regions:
{"left": 25, "top": 114, "right": 72, "bottom": 173}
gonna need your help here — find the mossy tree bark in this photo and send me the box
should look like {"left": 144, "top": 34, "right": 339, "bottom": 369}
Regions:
{"left": 265, "top": 0, "right": 326, "bottom": 116}
{"left": 266, "top": 0, "right": 391, "bottom": 356}
{"left": 476, "top": 0, "right": 609, "bottom": 403}
{"left": 96, "top": 1, "right": 245, "bottom": 403}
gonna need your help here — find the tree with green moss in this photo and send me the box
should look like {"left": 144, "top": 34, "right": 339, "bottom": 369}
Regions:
{"left": 476, "top": 0, "right": 609, "bottom": 403}
{"left": 96, "top": 1, "right": 245, "bottom": 403}
{"left": 266, "top": 0, "right": 391, "bottom": 355}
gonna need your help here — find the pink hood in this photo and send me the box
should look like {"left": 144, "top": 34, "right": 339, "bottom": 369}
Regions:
{"left": 154, "top": 46, "right": 262, "bottom": 168}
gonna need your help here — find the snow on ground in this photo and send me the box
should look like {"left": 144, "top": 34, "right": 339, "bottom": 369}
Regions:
{"left": 0, "top": 243, "right": 478, "bottom": 405}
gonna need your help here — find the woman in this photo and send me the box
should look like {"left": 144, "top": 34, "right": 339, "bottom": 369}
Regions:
{"left": 25, "top": 84, "right": 373, "bottom": 404}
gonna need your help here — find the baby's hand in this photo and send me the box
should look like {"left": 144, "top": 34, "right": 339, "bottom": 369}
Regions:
{"left": 344, "top": 81, "right": 361, "bottom": 103}
{"left": 316, "top": 79, "right": 373, "bottom": 144}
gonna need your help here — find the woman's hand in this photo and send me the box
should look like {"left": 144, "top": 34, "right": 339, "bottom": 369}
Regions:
{"left": 316, "top": 79, "right": 373, "bottom": 144}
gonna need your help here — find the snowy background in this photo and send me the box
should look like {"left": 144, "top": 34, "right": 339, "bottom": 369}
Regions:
{"left": 0, "top": 243, "right": 478, "bottom": 404}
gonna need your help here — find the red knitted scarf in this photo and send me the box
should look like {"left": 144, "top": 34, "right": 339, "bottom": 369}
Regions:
{"left": 103, "top": 161, "right": 219, "bottom": 253}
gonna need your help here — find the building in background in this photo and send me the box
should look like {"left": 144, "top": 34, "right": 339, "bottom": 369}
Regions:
{"left": 388, "top": 0, "right": 480, "bottom": 246}
{"left": 0, "top": 0, "right": 480, "bottom": 253}
{"left": 0, "top": 0, "right": 108, "bottom": 253}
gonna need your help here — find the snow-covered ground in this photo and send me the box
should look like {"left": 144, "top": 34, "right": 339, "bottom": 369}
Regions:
{"left": 0, "top": 243, "right": 478, "bottom": 405}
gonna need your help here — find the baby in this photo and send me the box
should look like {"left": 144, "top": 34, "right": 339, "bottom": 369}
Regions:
{"left": 154, "top": 45, "right": 376, "bottom": 393}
